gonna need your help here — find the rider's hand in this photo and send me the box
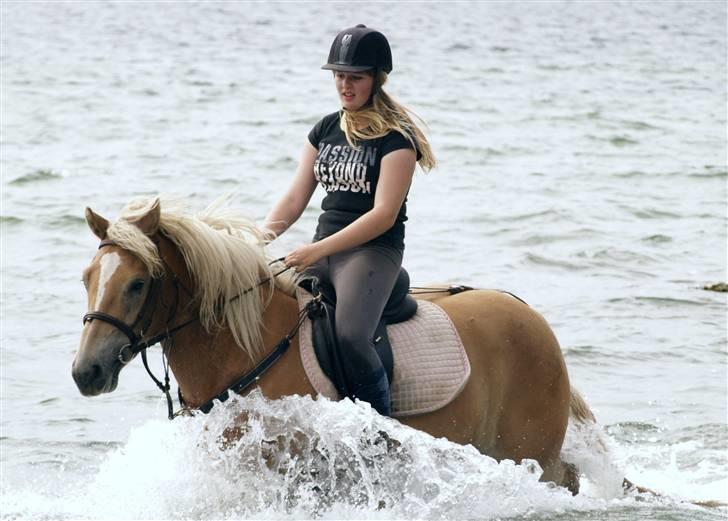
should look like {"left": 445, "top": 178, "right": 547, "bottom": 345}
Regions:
{"left": 285, "top": 243, "right": 324, "bottom": 272}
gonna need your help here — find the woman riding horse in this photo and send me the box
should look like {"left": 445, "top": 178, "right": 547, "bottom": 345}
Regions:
{"left": 73, "top": 194, "right": 590, "bottom": 494}
{"left": 263, "top": 25, "right": 436, "bottom": 416}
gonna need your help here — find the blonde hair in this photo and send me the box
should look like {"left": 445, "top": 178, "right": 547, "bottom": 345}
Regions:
{"left": 106, "top": 196, "right": 299, "bottom": 359}
{"left": 339, "top": 71, "right": 436, "bottom": 171}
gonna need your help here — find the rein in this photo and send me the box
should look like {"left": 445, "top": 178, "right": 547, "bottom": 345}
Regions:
{"left": 82, "top": 239, "right": 296, "bottom": 420}
{"left": 194, "top": 300, "right": 315, "bottom": 414}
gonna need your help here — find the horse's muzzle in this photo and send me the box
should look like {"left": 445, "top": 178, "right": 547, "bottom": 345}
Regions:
{"left": 72, "top": 358, "right": 119, "bottom": 396}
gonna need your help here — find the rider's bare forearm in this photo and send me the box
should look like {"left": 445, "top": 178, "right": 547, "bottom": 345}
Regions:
{"left": 263, "top": 194, "right": 308, "bottom": 238}
{"left": 262, "top": 141, "right": 319, "bottom": 240}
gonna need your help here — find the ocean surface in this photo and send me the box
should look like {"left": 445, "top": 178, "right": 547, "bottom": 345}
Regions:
{"left": 1, "top": 1, "right": 726, "bottom": 520}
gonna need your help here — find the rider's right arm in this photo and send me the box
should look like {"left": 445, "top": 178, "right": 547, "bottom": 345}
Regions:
{"left": 262, "top": 141, "right": 319, "bottom": 240}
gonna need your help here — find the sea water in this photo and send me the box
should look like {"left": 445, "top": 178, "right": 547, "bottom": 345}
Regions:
{"left": 1, "top": 1, "right": 726, "bottom": 519}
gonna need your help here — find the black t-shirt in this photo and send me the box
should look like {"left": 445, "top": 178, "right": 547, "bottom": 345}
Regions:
{"left": 307, "top": 111, "right": 420, "bottom": 249}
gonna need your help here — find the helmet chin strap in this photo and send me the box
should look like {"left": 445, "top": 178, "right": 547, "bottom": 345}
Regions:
{"left": 342, "top": 70, "right": 379, "bottom": 114}
{"left": 364, "top": 67, "right": 381, "bottom": 107}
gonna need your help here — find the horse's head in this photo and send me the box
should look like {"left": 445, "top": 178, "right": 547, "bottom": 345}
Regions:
{"left": 72, "top": 200, "right": 162, "bottom": 396}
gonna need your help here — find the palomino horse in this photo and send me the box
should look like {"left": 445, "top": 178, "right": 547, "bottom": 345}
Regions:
{"left": 72, "top": 196, "right": 596, "bottom": 495}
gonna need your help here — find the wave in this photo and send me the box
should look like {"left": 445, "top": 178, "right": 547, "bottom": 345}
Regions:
{"left": 562, "top": 344, "right": 607, "bottom": 360}
{"left": 4, "top": 392, "right": 723, "bottom": 520}
{"left": 0, "top": 215, "right": 23, "bottom": 225}
{"left": 642, "top": 234, "right": 673, "bottom": 243}
{"left": 587, "top": 135, "right": 640, "bottom": 147}
{"left": 446, "top": 42, "right": 471, "bottom": 52}
{"left": 611, "top": 167, "right": 726, "bottom": 180}
{"left": 525, "top": 253, "right": 588, "bottom": 271}
{"left": 688, "top": 166, "right": 728, "bottom": 179}
{"left": 575, "top": 248, "right": 658, "bottom": 265}
{"left": 46, "top": 214, "right": 87, "bottom": 229}
{"left": 227, "top": 119, "right": 268, "bottom": 127}
{"left": 607, "top": 295, "right": 707, "bottom": 308}
{"left": 633, "top": 296, "right": 707, "bottom": 307}
{"left": 617, "top": 119, "right": 662, "bottom": 131}
{"left": 8, "top": 169, "right": 64, "bottom": 185}
{"left": 621, "top": 206, "right": 683, "bottom": 220}
{"left": 606, "top": 421, "right": 728, "bottom": 506}
{"left": 510, "top": 228, "right": 598, "bottom": 247}
{"left": 612, "top": 170, "right": 652, "bottom": 178}
{"left": 440, "top": 144, "right": 512, "bottom": 156}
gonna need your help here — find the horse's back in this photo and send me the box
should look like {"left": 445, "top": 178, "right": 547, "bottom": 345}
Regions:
{"left": 415, "top": 289, "right": 563, "bottom": 366}
{"left": 405, "top": 289, "right": 571, "bottom": 464}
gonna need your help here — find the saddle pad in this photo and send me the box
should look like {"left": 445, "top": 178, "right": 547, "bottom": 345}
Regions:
{"left": 296, "top": 287, "right": 471, "bottom": 418}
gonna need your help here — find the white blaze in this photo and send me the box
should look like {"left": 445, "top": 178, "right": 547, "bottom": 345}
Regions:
{"left": 96, "top": 252, "right": 121, "bottom": 307}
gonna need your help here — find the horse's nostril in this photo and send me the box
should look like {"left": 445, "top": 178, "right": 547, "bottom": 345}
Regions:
{"left": 72, "top": 362, "right": 105, "bottom": 395}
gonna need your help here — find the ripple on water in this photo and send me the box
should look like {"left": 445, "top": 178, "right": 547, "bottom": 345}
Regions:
{"left": 688, "top": 166, "right": 728, "bottom": 178}
{"left": 45, "top": 214, "right": 87, "bottom": 229}
{"left": 586, "top": 247, "right": 649, "bottom": 260}
{"left": 642, "top": 234, "right": 673, "bottom": 243}
{"left": 1, "top": 2, "right": 725, "bottom": 520}
{"left": 617, "top": 119, "right": 662, "bottom": 131}
{"left": 0, "top": 215, "right": 24, "bottom": 225}
{"left": 562, "top": 344, "right": 606, "bottom": 361}
{"left": 606, "top": 421, "right": 662, "bottom": 444}
{"left": 587, "top": 135, "right": 641, "bottom": 147}
{"left": 524, "top": 252, "right": 589, "bottom": 271}
{"left": 630, "top": 296, "right": 707, "bottom": 307}
{"left": 665, "top": 424, "right": 728, "bottom": 450}
{"left": 612, "top": 170, "right": 653, "bottom": 178}
{"left": 8, "top": 169, "right": 65, "bottom": 185}
{"left": 504, "top": 209, "right": 565, "bottom": 223}
{"left": 510, "top": 232, "right": 592, "bottom": 247}
{"left": 620, "top": 206, "right": 683, "bottom": 220}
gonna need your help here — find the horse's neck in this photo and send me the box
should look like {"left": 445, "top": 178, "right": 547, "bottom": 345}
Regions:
{"left": 167, "top": 287, "right": 299, "bottom": 408}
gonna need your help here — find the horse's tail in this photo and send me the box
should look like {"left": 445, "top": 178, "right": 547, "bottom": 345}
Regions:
{"left": 569, "top": 387, "right": 647, "bottom": 493}
{"left": 569, "top": 386, "right": 596, "bottom": 425}
{"left": 569, "top": 385, "right": 610, "bottom": 455}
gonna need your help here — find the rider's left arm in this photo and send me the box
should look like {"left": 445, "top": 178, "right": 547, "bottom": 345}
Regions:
{"left": 284, "top": 148, "right": 416, "bottom": 270}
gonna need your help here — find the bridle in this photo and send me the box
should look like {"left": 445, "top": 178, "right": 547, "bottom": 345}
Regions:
{"left": 82, "top": 242, "right": 169, "bottom": 364}
{"left": 81, "top": 237, "right": 308, "bottom": 420}
{"left": 82, "top": 237, "right": 197, "bottom": 362}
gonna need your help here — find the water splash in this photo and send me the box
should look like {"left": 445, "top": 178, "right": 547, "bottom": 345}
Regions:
{"left": 3, "top": 393, "right": 723, "bottom": 520}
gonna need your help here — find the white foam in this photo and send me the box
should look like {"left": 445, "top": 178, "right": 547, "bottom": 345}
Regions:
{"left": 3, "top": 393, "right": 725, "bottom": 520}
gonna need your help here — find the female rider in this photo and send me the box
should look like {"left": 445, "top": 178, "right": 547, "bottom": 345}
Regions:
{"left": 263, "top": 25, "right": 435, "bottom": 416}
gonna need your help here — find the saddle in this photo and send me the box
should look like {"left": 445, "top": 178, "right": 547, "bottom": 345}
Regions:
{"left": 297, "top": 276, "right": 471, "bottom": 417}
{"left": 299, "top": 268, "right": 418, "bottom": 398}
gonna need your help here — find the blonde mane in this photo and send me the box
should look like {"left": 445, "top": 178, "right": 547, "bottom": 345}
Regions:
{"left": 105, "top": 196, "right": 299, "bottom": 359}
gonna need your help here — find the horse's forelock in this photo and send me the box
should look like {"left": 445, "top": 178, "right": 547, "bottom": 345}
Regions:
{"left": 105, "top": 220, "right": 164, "bottom": 277}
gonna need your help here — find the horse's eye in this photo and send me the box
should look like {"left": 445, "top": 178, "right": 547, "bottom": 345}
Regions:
{"left": 128, "top": 279, "right": 145, "bottom": 294}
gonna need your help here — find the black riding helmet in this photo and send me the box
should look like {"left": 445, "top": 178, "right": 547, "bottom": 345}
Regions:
{"left": 321, "top": 24, "right": 393, "bottom": 74}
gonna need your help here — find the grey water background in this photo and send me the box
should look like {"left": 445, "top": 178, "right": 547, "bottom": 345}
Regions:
{"left": 1, "top": 1, "right": 726, "bottom": 519}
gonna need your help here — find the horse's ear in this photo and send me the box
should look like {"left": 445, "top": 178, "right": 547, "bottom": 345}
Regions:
{"left": 85, "top": 207, "right": 109, "bottom": 240}
{"left": 130, "top": 198, "right": 161, "bottom": 236}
